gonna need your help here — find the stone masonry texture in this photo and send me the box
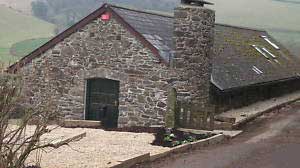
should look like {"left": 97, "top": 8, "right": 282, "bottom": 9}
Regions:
{"left": 12, "top": 4, "right": 300, "bottom": 129}
{"left": 18, "top": 4, "right": 216, "bottom": 129}
{"left": 173, "top": 5, "right": 215, "bottom": 129}
{"left": 20, "top": 15, "right": 171, "bottom": 127}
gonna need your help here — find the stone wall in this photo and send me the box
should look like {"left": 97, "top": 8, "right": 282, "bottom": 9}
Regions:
{"left": 18, "top": 4, "right": 217, "bottom": 129}
{"left": 173, "top": 4, "right": 215, "bottom": 129}
{"left": 20, "top": 15, "right": 171, "bottom": 127}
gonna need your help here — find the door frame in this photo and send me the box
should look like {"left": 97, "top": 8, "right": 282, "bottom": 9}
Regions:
{"left": 84, "top": 77, "right": 120, "bottom": 127}
{"left": 83, "top": 80, "right": 87, "bottom": 120}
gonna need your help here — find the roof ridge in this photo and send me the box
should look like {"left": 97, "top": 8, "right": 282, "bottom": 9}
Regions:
{"left": 109, "top": 3, "right": 174, "bottom": 18}
{"left": 109, "top": 3, "right": 265, "bottom": 33}
{"left": 7, "top": 3, "right": 170, "bottom": 72}
{"left": 215, "top": 23, "right": 266, "bottom": 32}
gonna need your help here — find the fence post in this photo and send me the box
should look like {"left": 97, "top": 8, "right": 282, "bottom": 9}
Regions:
{"left": 165, "top": 88, "right": 177, "bottom": 128}
{"left": 177, "top": 100, "right": 182, "bottom": 127}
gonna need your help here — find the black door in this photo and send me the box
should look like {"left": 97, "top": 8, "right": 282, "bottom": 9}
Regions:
{"left": 86, "top": 78, "right": 120, "bottom": 128}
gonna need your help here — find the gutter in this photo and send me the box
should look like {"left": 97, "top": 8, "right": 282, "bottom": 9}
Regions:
{"left": 214, "top": 75, "right": 300, "bottom": 93}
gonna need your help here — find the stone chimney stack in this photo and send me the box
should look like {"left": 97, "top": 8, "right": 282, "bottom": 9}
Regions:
{"left": 173, "top": 0, "right": 215, "bottom": 129}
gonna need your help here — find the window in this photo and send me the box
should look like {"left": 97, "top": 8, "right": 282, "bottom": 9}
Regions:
{"left": 251, "top": 45, "right": 269, "bottom": 59}
{"left": 261, "top": 35, "right": 280, "bottom": 50}
{"left": 252, "top": 66, "right": 263, "bottom": 75}
{"left": 262, "top": 47, "right": 277, "bottom": 58}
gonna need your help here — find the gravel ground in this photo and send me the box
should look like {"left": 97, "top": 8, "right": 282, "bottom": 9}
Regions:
{"left": 24, "top": 127, "right": 169, "bottom": 168}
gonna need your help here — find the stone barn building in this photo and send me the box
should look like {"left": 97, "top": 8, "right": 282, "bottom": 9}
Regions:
{"left": 8, "top": 1, "right": 300, "bottom": 129}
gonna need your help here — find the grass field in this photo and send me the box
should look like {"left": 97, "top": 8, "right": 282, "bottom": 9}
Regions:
{"left": 10, "top": 38, "right": 51, "bottom": 58}
{"left": 0, "top": 5, "right": 54, "bottom": 64}
{"left": 0, "top": 48, "right": 13, "bottom": 64}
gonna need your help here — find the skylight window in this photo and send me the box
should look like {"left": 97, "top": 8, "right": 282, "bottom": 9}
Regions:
{"left": 261, "top": 35, "right": 280, "bottom": 50}
{"left": 154, "top": 35, "right": 163, "bottom": 41}
{"left": 143, "top": 34, "right": 156, "bottom": 40}
{"left": 274, "top": 59, "right": 280, "bottom": 64}
{"left": 252, "top": 66, "right": 263, "bottom": 75}
{"left": 251, "top": 45, "right": 269, "bottom": 59}
{"left": 262, "top": 48, "right": 277, "bottom": 59}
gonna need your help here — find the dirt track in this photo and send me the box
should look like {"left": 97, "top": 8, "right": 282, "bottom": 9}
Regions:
{"left": 135, "top": 102, "right": 300, "bottom": 168}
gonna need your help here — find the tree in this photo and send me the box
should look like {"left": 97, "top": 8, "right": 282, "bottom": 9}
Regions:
{"left": 31, "top": 1, "right": 48, "bottom": 21}
{"left": 0, "top": 73, "right": 75, "bottom": 168}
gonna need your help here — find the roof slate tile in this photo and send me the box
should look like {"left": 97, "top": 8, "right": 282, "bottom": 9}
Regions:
{"left": 111, "top": 5, "right": 300, "bottom": 91}
{"left": 8, "top": 4, "right": 300, "bottom": 91}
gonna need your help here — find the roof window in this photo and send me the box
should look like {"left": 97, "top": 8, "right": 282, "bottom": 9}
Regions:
{"left": 143, "top": 34, "right": 155, "bottom": 40}
{"left": 252, "top": 66, "right": 263, "bottom": 75}
{"left": 154, "top": 35, "right": 163, "bottom": 41}
{"left": 274, "top": 59, "right": 280, "bottom": 64}
{"left": 261, "top": 35, "right": 280, "bottom": 50}
{"left": 262, "top": 47, "right": 277, "bottom": 59}
{"left": 251, "top": 45, "right": 269, "bottom": 59}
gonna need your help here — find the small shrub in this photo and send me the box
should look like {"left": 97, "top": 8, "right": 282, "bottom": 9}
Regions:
{"left": 153, "top": 128, "right": 216, "bottom": 147}
{"left": 26, "top": 166, "right": 41, "bottom": 168}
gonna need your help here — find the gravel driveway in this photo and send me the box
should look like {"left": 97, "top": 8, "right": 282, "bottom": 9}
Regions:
{"left": 25, "top": 127, "right": 169, "bottom": 168}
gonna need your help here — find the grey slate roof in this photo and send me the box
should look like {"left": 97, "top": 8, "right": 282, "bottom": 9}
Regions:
{"left": 111, "top": 5, "right": 300, "bottom": 91}
{"left": 112, "top": 6, "right": 174, "bottom": 62}
{"left": 8, "top": 4, "right": 300, "bottom": 92}
{"left": 213, "top": 24, "right": 300, "bottom": 91}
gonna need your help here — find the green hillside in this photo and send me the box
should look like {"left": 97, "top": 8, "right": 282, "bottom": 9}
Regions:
{"left": 0, "top": 5, "right": 55, "bottom": 64}
{"left": 10, "top": 38, "right": 51, "bottom": 58}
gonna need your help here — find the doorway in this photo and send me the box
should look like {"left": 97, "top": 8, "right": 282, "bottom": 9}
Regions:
{"left": 85, "top": 78, "right": 120, "bottom": 128}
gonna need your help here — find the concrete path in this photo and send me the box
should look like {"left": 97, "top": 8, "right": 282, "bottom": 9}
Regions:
{"left": 216, "top": 91, "right": 300, "bottom": 129}
{"left": 134, "top": 102, "right": 300, "bottom": 168}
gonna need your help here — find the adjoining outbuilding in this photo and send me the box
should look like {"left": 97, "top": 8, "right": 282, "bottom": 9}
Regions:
{"left": 8, "top": 0, "right": 300, "bottom": 129}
